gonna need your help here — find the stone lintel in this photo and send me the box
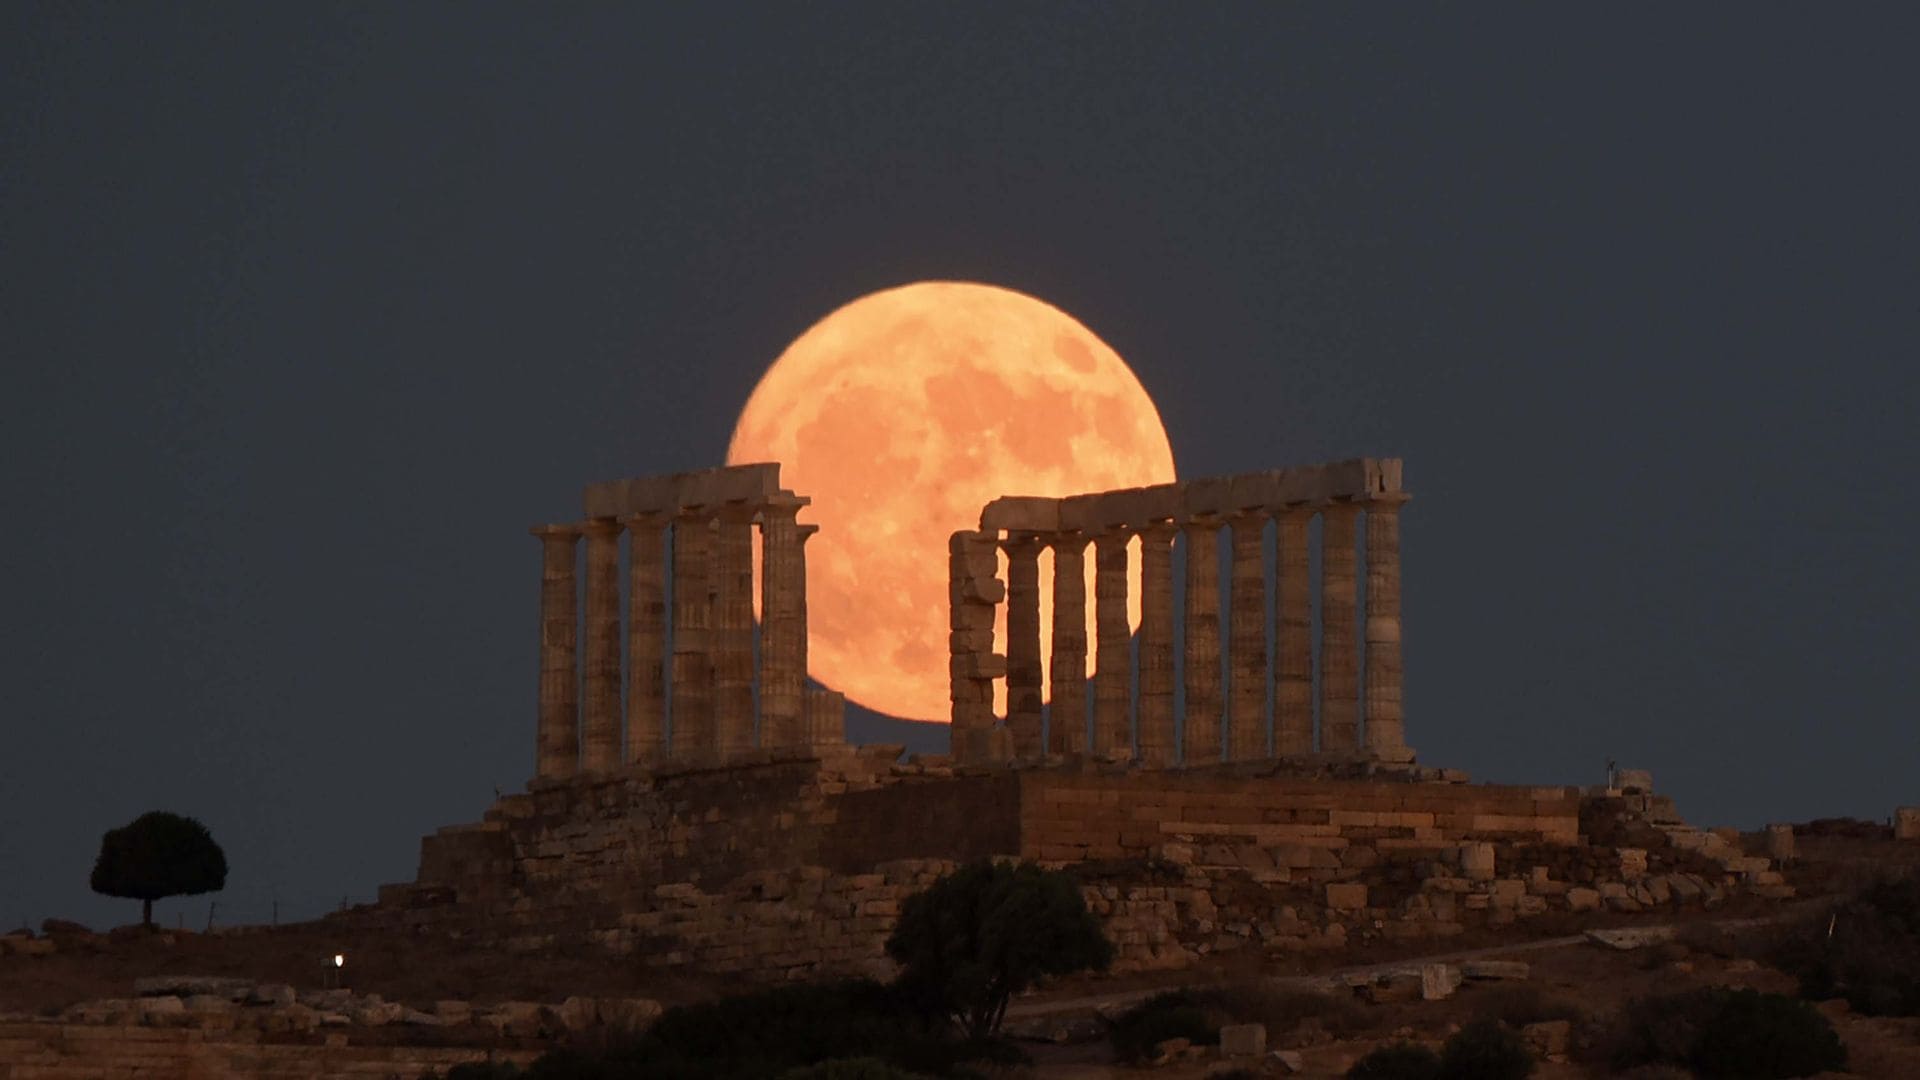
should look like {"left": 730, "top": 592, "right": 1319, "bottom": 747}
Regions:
{"left": 582, "top": 463, "right": 785, "bottom": 519}
{"left": 976, "top": 459, "right": 1405, "bottom": 535}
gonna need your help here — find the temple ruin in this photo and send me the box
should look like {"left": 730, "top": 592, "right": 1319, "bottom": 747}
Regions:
{"left": 526, "top": 463, "right": 844, "bottom": 780}
{"left": 948, "top": 457, "right": 1410, "bottom": 767}
{"left": 357, "top": 455, "right": 1795, "bottom": 985}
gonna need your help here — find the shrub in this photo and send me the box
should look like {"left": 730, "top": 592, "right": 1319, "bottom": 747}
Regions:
{"left": 1107, "top": 990, "right": 1219, "bottom": 1064}
{"left": 779, "top": 1058, "right": 931, "bottom": 1080}
{"left": 1346, "top": 1042, "right": 1441, "bottom": 1080}
{"left": 1437, "top": 1020, "right": 1532, "bottom": 1080}
{"left": 1688, "top": 989, "right": 1845, "bottom": 1079}
{"left": 1208, "top": 983, "right": 1370, "bottom": 1039}
{"left": 89, "top": 811, "right": 228, "bottom": 929}
{"left": 1776, "top": 875, "right": 1920, "bottom": 1016}
{"left": 1606, "top": 987, "right": 1845, "bottom": 1079}
{"left": 1472, "top": 984, "right": 1584, "bottom": 1028}
{"left": 886, "top": 860, "right": 1113, "bottom": 1038}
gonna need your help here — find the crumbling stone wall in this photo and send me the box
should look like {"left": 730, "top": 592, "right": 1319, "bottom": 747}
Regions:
{"left": 362, "top": 754, "right": 1791, "bottom": 984}
{"left": 0, "top": 1020, "right": 537, "bottom": 1080}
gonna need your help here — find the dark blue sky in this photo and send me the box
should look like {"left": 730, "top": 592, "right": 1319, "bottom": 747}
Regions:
{"left": 3, "top": 4, "right": 1916, "bottom": 931}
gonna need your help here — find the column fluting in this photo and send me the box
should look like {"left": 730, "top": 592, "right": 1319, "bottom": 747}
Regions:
{"left": 1273, "top": 507, "right": 1314, "bottom": 755}
{"left": 531, "top": 525, "right": 581, "bottom": 780}
{"left": 1227, "top": 512, "right": 1268, "bottom": 761}
{"left": 1135, "top": 522, "right": 1177, "bottom": 767}
{"left": 580, "top": 518, "right": 623, "bottom": 773}
{"left": 1319, "top": 502, "right": 1361, "bottom": 753}
{"left": 1002, "top": 532, "right": 1045, "bottom": 759}
{"left": 712, "top": 504, "right": 757, "bottom": 759}
{"left": 1046, "top": 532, "right": 1088, "bottom": 756}
{"left": 623, "top": 513, "right": 668, "bottom": 765}
{"left": 1364, "top": 495, "right": 1411, "bottom": 760}
{"left": 670, "top": 513, "right": 715, "bottom": 760}
{"left": 1182, "top": 518, "right": 1223, "bottom": 765}
{"left": 1092, "top": 529, "right": 1132, "bottom": 760}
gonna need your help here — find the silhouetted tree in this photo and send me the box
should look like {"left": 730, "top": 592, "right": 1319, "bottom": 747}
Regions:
{"left": 885, "top": 859, "right": 1113, "bottom": 1039}
{"left": 89, "top": 811, "right": 227, "bottom": 929}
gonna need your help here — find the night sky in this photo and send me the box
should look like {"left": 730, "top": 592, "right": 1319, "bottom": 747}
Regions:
{"left": 4, "top": 5, "right": 1916, "bottom": 932}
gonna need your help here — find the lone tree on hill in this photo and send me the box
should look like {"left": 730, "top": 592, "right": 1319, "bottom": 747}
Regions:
{"left": 89, "top": 811, "right": 227, "bottom": 929}
{"left": 886, "top": 859, "right": 1114, "bottom": 1039}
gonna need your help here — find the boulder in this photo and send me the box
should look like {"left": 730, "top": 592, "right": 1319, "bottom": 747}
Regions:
{"left": 135, "top": 975, "right": 251, "bottom": 1000}
{"left": 1220, "top": 1023, "right": 1267, "bottom": 1057}
{"left": 1421, "top": 964, "right": 1461, "bottom": 1000}
{"left": 1270, "top": 1049, "right": 1306, "bottom": 1073}
{"left": 598, "top": 997, "right": 663, "bottom": 1032}
{"left": 247, "top": 983, "right": 297, "bottom": 1007}
{"left": 558, "top": 995, "right": 599, "bottom": 1031}
{"left": 1565, "top": 887, "right": 1601, "bottom": 912}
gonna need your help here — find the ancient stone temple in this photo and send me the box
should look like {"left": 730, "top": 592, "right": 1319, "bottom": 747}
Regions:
{"left": 949, "top": 457, "right": 1412, "bottom": 767}
{"left": 528, "top": 463, "right": 845, "bottom": 780}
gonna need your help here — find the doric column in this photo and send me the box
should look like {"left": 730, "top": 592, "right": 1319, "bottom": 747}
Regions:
{"left": 1364, "top": 495, "right": 1411, "bottom": 760}
{"left": 948, "top": 529, "right": 1004, "bottom": 758}
{"left": 1135, "top": 522, "right": 1177, "bottom": 767}
{"left": 1227, "top": 512, "right": 1268, "bottom": 761}
{"left": 1046, "top": 532, "right": 1088, "bottom": 755}
{"left": 712, "top": 504, "right": 757, "bottom": 759}
{"left": 1092, "top": 529, "right": 1132, "bottom": 760}
{"left": 670, "top": 512, "right": 715, "bottom": 760}
{"left": 1319, "top": 502, "right": 1361, "bottom": 753}
{"left": 1273, "top": 507, "right": 1314, "bottom": 755}
{"left": 623, "top": 513, "right": 668, "bottom": 765}
{"left": 1001, "top": 532, "right": 1045, "bottom": 759}
{"left": 1182, "top": 518, "right": 1223, "bottom": 765}
{"left": 530, "top": 525, "right": 581, "bottom": 780}
{"left": 580, "top": 518, "right": 623, "bottom": 773}
{"left": 758, "top": 498, "right": 808, "bottom": 754}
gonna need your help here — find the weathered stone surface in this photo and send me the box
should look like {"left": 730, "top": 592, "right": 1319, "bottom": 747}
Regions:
{"left": 134, "top": 976, "right": 251, "bottom": 1000}
{"left": 1421, "top": 963, "right": 1460, "bottom": 1000}
{"left": 1183, "top": 520, "right": 1223, "bottom": 764}
{"left": 1586, "top": 926, "right": 1676, "bottom": 950}
{"left": 1048, "top": 533, "right": 1088, "bottom": 755}
{"left": 1318, "top": 504, "right": 1360, "bottom": 752}
{"left": 1091, "top": 530, "right": 1132, "bottom": 759}
{"left": 1226, "top": 513, "right": 1267, "bottom": 762}
{"left": 1002, "top": 533, "right": 1044, "bottom": 758}
{"left": 625, "top": 513, "right": 669, "bottom": 764}
{"left": 531, "top": 525, "right": 581, "bottom": 779}
{"left": 1461, "top": 960, "right": 1530, "bottom": 981}
{"left": 1274, "top": 509, "right": 1313, "bottom": 756}
{"left": 1135, "top": 523, "right": 1177, "bottom": 767}
{"left": 584, "top": 462, "right": 783, "bottom": 519}
{"left": 1896, "top": 806, "right": 1920, "bottom": 841}
{"left": 1363, "top": 496, "right": 1409, "bottom": 760}
{"left": 580, "top": 518, "right": 622, "bottom": 773}
{"left": 1220, "top": 1022, "right": 1267, "bottom": 1057}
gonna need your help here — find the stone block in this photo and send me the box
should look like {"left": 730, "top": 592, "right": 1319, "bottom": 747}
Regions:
{"left": 979, "top": 496, "right": 1060, "bottom": 532}
{"left": 1325, "top": 882, "right": 1368, "bottom": 911}
{"left": 1765, "top": 824, "right": 1796, "bottom": 861}
{"left": 1616, "top": 769, "right": 1654, "bottom": 794}
{"left": 1565, "top": 887, "right": 1601, "bottom": 912}
{"left": 1458, "top": 842, "right": 1495, "bottom": 881}
{"left": 1219, "top": 1022, "right": 1267, "bottom": 1057}
{"left": 1896, "top": 807, "right": 1920, "bottom": 841}
{"left": 1585, "top": 926, "right": 1675, "bottom": 951}
{"left": 1421, "top": 963, "right": 1460, "bottom": 1000}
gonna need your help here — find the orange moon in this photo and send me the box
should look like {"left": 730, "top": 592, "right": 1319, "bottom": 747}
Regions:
{"left": 726, "top": 281, "right": 1176, "bottom": 722}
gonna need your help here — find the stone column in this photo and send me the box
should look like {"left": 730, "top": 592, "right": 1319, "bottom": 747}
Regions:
{"left": 1001, "top": 532, "right": 1045, "bottom": 759}
{"left": 1182, "top": 518, "right": 1223, "bottom": 765}
{"left": 1135, "top": 522, "right": 1177, "bottom": 767}
{"left": 1227, "top": 512, "right": 1268, "bottom": 761}
{"left": 623, "top": 513, "right": 668, "bottom": 765}
{"left": 670, "top": 512, "right": 715, "bottom": 760}
{"left": 712, "top": 504, "right": 757, "bottom": 759}
{"left": 1046, "top": 532, "right": 1088, "bottom": 755}
{"left": 1092, "top": 529, "right": 1132, "bottom": 760}
{"left": 1319, "top": 503, "right": 1361, "bottom": 753}
{"left": 1273, "top": 508, "right": 1314, "bottom": 756}
{"left": 531, "top": 525, "right": 581, "bottom": 780}
{"left": 758, "top": 499, "right": 807, "bottom": 754}
{"left": 1364, "top": 495, "right": 1411, "bottom": 760}
{"left": 580, "top": 518, "right": 623, "bottom": 773}
{"left": 948, "top": 530, "right": 1005, "bottom": 760}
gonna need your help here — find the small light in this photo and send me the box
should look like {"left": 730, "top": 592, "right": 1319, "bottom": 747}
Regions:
{"left": 333, "top": 953, "right": 345, "bottom": 968}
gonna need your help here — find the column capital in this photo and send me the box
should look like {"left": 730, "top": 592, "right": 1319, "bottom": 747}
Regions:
{"left": 797, "top": 523, "right": 820, "bottom": 544}
{"left": 1047, "top": 530, "right": 1087, "bottom": 551}
{"left": 715, "top": 500, "right": 760, "bottom": 524}
{"left": 620, "top": 511, "right": 670, "bottom": 530}
{"left": 1136, "top": 519, "right": 1179, "bottom": 542}
{"left": 530, "top": 523, "right": 582, "bottom": 541}
{"left": 1364, "top": 492, "right": 1413, "bottom": 510}
{"left": 580, "top": 517, "right": 621, "bottom": 538}
{"left": 999, "top": 531, "right": 1045, "bottom": 556}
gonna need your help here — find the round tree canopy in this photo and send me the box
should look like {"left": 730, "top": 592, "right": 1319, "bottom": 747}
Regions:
{"left": 90, "top": 810, "right": 227, "bottom": 903}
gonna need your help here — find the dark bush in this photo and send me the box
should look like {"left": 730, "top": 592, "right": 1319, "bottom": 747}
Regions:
{"left": 779, "top": 1058, "right": 931, "bottom": 1080}
{"left": 1606, "top": 987, "right": 1845, "bottom": 1079}
{"left": 1437, "top": 1020, "right": 1532, "bottom": 1080}
{"left": 1207, "top": 983, "right": 1370, "bottom": 1039}
{"left": 886, "top": 860, "right": 1113, "bottom": 1038}
{"left": 1107, "top": 990, "right": 1219, "bottom": 1064}
{"left": 1345, "top": 1042, "right": 1441, "bottom": 1080}
{"left": 1689, "top": 989, "right": 1846, "bottom": 1078}
{"left": 1776, "top": 875, "right": 1920, "bottom": 1016}
{"left": 1472, "top": 984, "right": 1584, "bottom": 1028}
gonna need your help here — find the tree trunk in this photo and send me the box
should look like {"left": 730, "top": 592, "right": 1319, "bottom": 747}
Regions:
{"left": 142, "top": 898, "right": 153, "bottom": 930}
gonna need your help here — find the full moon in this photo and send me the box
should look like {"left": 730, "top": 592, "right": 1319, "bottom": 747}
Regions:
{"left": 727, "top": 281, "right": 1176, "bottom": 722}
